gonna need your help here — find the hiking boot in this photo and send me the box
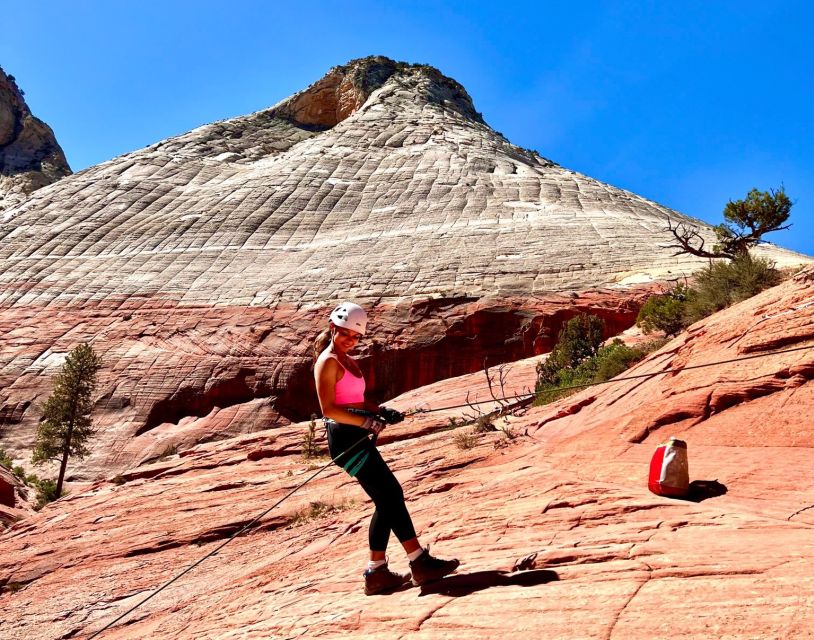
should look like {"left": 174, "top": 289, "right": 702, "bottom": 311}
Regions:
{"left": 364, "top": 564, "right": 411, "bottom": 595}
{"left": 409, "top": 548, "right": 460, "bottom": 586}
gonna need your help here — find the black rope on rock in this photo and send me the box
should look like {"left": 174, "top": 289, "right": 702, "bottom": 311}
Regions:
{"left": 77, "top": 342, "right": 814, "bottom": 637}
{"left": 406, "top": 343, "right": 814, "bottom": 415}
{"left": 86, "top": 429, "right": 371, "bottom": 639}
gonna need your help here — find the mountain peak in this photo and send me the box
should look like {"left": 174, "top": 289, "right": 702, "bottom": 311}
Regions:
{"left": 270, "top": 55, "right": 484, "bottom": 130}
{"left": 0, "top": 66, "right": 71, "bottom": 212}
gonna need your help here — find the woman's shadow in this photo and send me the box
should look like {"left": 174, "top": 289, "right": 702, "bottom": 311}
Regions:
{"left": 416, "top": 568, "right": 559, "bottom": 597}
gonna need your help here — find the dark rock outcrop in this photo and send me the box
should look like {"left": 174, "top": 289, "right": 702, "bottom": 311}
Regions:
{"left": 0, "top": 66, "right": 71, "bottom": 212}
{"left": 0, "top": 467, "right": 15, "bottom": 508}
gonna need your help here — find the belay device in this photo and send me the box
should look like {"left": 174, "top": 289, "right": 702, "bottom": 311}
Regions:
{"left": 648, "top": 437, "right": 689, "bottom": 497}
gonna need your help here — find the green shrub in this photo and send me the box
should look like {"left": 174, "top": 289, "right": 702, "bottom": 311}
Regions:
{"left": 535, "top": 338, "right": 653, "bottom": 407}
{"left": 34, "top": 479, "right": 59, "bottom": 510}
{"left": 592, "top": 340, "right": 647, "bottom": 382}
{"left": 534, "top": 364, "right": 595, "bottom": 406}
{"left": 537, "top": 314, "right": 605, "bottom": 386}
{"left": 3, "top": 466, "right": 61, "bottom": 509}
{"left": 535, "top": 254, "right": 780, "bottom": 409}
{"left": 684, "top": 253, "right": 782, "bottom": 324}
{"left": 0, "top": 449, "right": 13, "bottom": 470}
{"left": 637, "top": 253, "right": 782, "bottom": 334}
{"left": 637, "top": 284, "right": 690, "bottom": 336}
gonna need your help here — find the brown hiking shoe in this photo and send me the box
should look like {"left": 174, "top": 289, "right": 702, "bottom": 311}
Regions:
{"left": 364, "top": 564, "right": 411, "bottom": 595}
{"left": 409, "top": 548, "right": 460, "bottom": 586}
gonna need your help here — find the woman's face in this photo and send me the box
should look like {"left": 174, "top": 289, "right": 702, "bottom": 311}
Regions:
{"left": 332, "top": 325, "right": 362, "bottom": 352}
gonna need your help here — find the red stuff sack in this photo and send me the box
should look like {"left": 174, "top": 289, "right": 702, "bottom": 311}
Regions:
{"left": 648, "top": 437, "right": 689, "bottom": 497}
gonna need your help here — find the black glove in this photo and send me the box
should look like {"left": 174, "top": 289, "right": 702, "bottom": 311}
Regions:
{"left": 378, "top": 406, "right": 405, "bottom": 424}
{"left": 361, "top": 415, "right": 387, "bottom": 435}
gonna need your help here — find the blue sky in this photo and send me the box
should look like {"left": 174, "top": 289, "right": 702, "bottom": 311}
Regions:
{"left": 2, "top": 1, "right": 811, "bottom": 255}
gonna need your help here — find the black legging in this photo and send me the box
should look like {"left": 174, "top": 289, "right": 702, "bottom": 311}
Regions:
{"left": 326, "top": 422, "right": 417, "bottom": 552}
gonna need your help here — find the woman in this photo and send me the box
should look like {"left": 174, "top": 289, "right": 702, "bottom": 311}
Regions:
{"left": 314, "top": 301, "right": 459, "bottom": 595}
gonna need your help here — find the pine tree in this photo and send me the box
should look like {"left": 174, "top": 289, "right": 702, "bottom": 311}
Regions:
{"left": 666, "top": 186, "right": 792, "bottom": 260}
{"left": 536, "top": 314, "right": 605, "bottom": 386}
{"left": 31, "top": 343, "right": 102, "bottom": 499}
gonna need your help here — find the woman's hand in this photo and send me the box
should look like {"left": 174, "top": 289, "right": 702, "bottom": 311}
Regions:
{"left": 378, "top": 406, "right": 405, "bottom": 424}
{"left": 361, "top": 415, "right": 387, "bottom": 435}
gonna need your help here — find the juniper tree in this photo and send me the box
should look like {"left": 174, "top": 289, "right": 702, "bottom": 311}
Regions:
{"left": 31, "top": 343, "right": 102, "bottom": 499}
{"left": 536, "top": 314, "right": 605, "bottom": 386}
{"left": 666, "top": 186, "right": 792, "bottom": 260}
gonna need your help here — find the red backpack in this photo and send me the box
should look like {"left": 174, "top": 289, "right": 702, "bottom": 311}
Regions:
{"left": 648, "top": 437, "right": 689, "bottom": 497}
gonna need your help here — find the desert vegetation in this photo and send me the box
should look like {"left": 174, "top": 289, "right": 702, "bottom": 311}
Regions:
{"left": 666, "top": 186, "right": 792, "bottom": 259}
{"left": 637, "top": 252, "right": 783, "bottom": 336}
{"left": 534, "top": 315, "right": 668, "bottom": 406}
{"left": 0, "top": 451, "right": 59, "bottom": 510}
{"left": 448, "top": 362, "right": 529, "bottom": 450}
{"left": 31, "top": 343, "right": 102, "bottom": 500}
{"left": 301, "top": 414, "right": 326, "bottom": 460}
{"left": 287, "top": 499, "right": 355, "bottom": 527}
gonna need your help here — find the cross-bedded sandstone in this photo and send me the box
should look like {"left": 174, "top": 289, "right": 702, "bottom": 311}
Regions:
{"left": 1, "top": 266, "right": 813, "bottom": 639}
{"left": 0, "top": 57, "right": 810, "bottom": 484}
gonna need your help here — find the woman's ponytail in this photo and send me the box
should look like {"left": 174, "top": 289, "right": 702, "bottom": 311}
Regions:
{"left": 313, "top": 329, "right": 331, "bottom": 360}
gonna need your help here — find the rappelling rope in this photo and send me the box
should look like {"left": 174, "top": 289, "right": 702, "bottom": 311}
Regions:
{"left": 732, "top": 296, "right": 814, "bottom": 345}
{"left": 406, "top": 343, "right": 814, "bottom": 415}
{"left": 86, "top": 429, "right": 370, "bottom": 639}
{"left": 85, "top": 340, "right": 814, "bottom": 637}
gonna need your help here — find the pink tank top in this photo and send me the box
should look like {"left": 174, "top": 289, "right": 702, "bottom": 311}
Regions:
{"left": 330, "top": 355, "right": 366, "bottom": 405}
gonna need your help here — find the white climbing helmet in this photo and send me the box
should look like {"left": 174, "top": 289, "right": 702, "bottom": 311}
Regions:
{"left": 329, "top": 302, "right": 368, "bottom": 335}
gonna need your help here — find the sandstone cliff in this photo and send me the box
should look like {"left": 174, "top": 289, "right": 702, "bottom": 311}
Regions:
{"left": 0, "top": 56, "right": 809, "bottom": 483}
{"left": 1, "top": 266, "right": 811, "bottom": 639}
{"left": 0, "top": 66, "right": 71, "bottom": 212}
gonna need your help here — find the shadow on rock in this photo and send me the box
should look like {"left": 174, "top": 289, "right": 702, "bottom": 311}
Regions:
{"left": 418, "top": 569, "right": 559, "bottom": 597}
{"left": 685, "top": 479, "right": 728, "bottom": 502}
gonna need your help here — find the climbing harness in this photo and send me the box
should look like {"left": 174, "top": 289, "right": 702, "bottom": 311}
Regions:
{"left": 71, "top": 341, "right": 814, "bottom": 637}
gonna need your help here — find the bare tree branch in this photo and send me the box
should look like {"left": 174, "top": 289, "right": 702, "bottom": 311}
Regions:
{"left": 664, "top": 217, "right": 732, "bottom": 259}
{"left": 483, "top": 357, "right": 512, "bottom": 409}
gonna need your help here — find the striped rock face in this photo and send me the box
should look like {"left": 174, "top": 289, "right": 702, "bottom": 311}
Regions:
{"left": 0, "top": 57, "right": 809, "bottom": 481}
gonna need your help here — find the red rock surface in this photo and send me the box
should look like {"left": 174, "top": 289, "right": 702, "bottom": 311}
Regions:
{"left": 0, "top": 289, "right": 652, "bottom": 485}
{"left": 1, "top": 267, "right": 813, "bottom": 639}
{"left": 2, "top": 55, "right": 810, "bottom": 488}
